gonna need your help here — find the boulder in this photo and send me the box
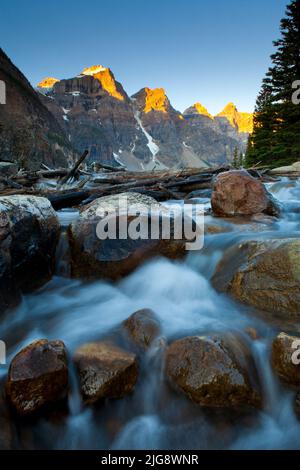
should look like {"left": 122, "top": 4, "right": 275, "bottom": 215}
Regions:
{"left": 123, "top": 309, "right": 161, "bottom": 350}
{"left": 165, "top": 335, "right": 261, "bottom": 409}
{"left": 73, "top": 342, "right": 138, "bottom": 404}
{"left": 6, "top": 339, "right": 68, "bottom": 416}
{"left": 0, "top": 385, "right": 13, "bottom": 450}
{"left": 212, "top": 239, "right": 300, "bottom": 319}
{"left": 269, "top": 161, "right": 300, "bottom": 175}
{"left": 271, "top": 332, "right": 300, "bottom": 387}
{"left": 68, "top": 192, "right": 188, "bottom": 280}
{"left": 0, "top": 195, "right": 60, "bottom": 312}
{"left": 211, "top": 170, "right": 280, "bottom": 217}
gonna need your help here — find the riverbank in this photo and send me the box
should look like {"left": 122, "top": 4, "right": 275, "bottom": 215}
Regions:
{"left": 0, "top": 171, "right": 300, "bottom": 450}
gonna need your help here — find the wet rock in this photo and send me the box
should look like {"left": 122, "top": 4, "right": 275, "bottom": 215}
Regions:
{"left": 68, "top": 192, "right": 188, "bottom": 280}
{"left": 271, "top": 332, "right": 300, "bottom": 387}
{"left": 204, "top": 221, "right": 232, "bottom": 235}
{"left": 165, "top": 335, "right": 261, "bottom": 409}
{"left": 123, "top": 309, "right": 161, "bottom": 350}
{"left": 0, "top": 385, "right": 13, "bottom": 449}
{"left": 73, "top": 342, "right": 138, "bottom": 404}
{"left": 0, "top": 195, "right": 60, "bottom": 312}
{"left": 244, "top": 327, "right": 259, "bottom": 341}
{"left": 211, "top": 170, "right": 280, "bottom": 217}
{"left": 212, "top": 239, "right": 300, "bottom": 319}
{"left": 6, "top": 339, "right": 68, "bottom": 416}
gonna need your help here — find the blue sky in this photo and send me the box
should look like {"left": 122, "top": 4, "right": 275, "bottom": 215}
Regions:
{"left": 1, "top": 0, "right": 288, "bottom": 114}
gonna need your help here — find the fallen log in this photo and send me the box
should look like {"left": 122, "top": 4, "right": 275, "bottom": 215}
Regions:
{"left": 96, "top": 162, "right": 126, "bottom": 172}
{"left": 48, "top": 190, "right": 90, "bottom": 211}
{"left": 59, "top": 150, "right": 89, "bottom": 185}
{"left": 0, "top": 165, "right": 233, "bottom": 210}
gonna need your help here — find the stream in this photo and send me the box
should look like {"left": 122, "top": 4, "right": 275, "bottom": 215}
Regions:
{"left": 1, "top": 177, "right": 300, "bottom": 450}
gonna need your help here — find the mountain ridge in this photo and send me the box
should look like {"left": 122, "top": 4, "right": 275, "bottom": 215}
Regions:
{"left": 36, "top": 66, "right": 252, "bottom": 170}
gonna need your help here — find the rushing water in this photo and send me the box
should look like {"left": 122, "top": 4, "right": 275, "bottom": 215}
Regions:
{"left": 1, "top": 177, "right": 300, "bottom": 450}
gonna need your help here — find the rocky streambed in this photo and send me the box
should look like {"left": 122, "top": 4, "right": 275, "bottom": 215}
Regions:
{"left": 1, "top": 171, "right": 300, "bottom": 449}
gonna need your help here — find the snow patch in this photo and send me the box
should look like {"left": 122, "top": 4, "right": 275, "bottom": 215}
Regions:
{"left": 113, "top": 152, "right": 126, "bottom": 168}
{"left": 134, "top": 111, "right": 159, "bottom": 158}
{"left": 183, "top": 141, "right": 193, "bottom": 149}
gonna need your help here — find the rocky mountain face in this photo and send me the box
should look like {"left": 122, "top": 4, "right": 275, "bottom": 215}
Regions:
{"left": 38, "top": 65, "right": 253, "bottom": 170}
{"left": 0, "top": 49, "right": 75, "bottom": 171}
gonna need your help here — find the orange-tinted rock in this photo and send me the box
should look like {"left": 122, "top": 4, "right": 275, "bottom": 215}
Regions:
{"left": 123, "top": 309, "right": 161, "bottom": 350}
{"left": 73, "top": 342, "right": 138, "bottom": 404}
{"left": 6, "top": 340, "right": 68, "bottom": 416}
{"left": 271, "top": 332, "right": 300, "bottom": 387}
{"left": 211, "top": 170, "right": 280, "bottom": 217}
{"left": 212, "top": 239, "right": 300, "bottom": 319}
{"left": 37, "top": 77, "right": 60, "bottom": 89}
{"left": 165, "top": 335, "right": 261, "bottom": 409}
{"left": 217, "top": 102, "right": 253, "bottom": 134}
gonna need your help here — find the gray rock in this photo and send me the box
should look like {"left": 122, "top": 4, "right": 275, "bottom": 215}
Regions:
{"left": 0, "top": 195, "right": 60, "bottom": 312}
{"left": 68, "top": 192, "right": 187, "bottom": 280}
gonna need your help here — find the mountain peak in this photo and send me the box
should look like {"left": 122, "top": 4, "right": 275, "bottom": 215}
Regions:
{"left": 37, "top": 77, "right": 60, "bottom": 89}
{"left": 219, "top": 102, "right": 238, "bottom": 114}
{"left": 81, "top": 65, "right": 125, "bottom": 101}
{"left": 143, "top": 87, "right": 168, "bottom": 113}
{"left": 81, "top": 65, "right": 107, "bottom": 75}
{"left": 184, "top": 102, "right": 213, "bottom": 119}
{"left": 217, "top": 103, "right": 253, "bottom": 133}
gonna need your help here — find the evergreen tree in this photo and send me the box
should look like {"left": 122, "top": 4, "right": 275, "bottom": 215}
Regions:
{"left": 239, "top": 152, "right": 244, "bottom": 168}
{"left": 233, "top": 147, "right": 239, "bottom": 168}
{"left": 246, "top": 0, "right": 300, "bottom": 168}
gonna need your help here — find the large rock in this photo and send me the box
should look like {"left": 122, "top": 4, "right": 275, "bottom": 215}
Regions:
{"left": 269, "top": 161, "right": 300, "bottom": 175}
{"left": 6, "top": 340, "right": 68, "bottom": 416}
{"left": 211, "top": 170, "right": 280, "bottom": 217}
{"left": 212, "top": 239, "right": 300, "bottom": 319}
{"left": 0, "top": 195, "right": 60, "bottom": 312}
{"left": 0, "top": 385, "right": 13, "bottom": 449}
{"left": 271, "top": 332, "right": 300, "bottom": 387}
{"left": 123, "top": 309, "right": 161, "bottom": 351}
{"left": 73, "top": 342, "right": 138, "bottom": 404}
{"left": 68, "top": 192, "right": 188, "bottom": 280}
{"left": 165, "top": 335, "right": 261, "bottom": 409}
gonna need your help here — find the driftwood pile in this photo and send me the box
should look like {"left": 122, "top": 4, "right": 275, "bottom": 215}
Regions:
{"left": 0, "top": 151, "right": 277, "bottom": 211}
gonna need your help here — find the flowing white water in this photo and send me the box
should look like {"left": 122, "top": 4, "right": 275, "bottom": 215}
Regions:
{"left": 1, "top": 177, "right": 300, "bottom": 449}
